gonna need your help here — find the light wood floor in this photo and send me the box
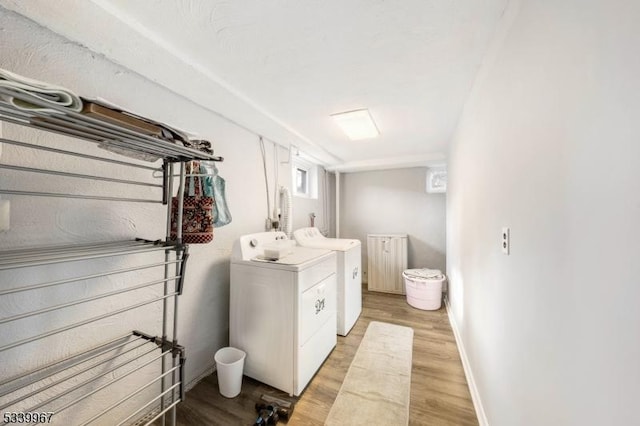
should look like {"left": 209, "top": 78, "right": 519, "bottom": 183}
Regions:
{"left": 172, "top": 288, "right": 478, "bottom": 425}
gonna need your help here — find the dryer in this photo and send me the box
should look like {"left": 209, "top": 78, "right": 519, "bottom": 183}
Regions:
{"left": 293, "top": 227, "right": 362, "bottom": 336}
{"left": 230, "top": 231, "right": 337, "bottom": 396}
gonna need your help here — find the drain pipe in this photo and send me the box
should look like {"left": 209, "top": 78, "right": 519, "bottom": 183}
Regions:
{"left": 335, "top": 172, "right": 340, "bottom": 238}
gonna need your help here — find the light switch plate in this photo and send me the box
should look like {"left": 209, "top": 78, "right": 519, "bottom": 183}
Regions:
{"left": 501, "top": 227, "right": 510, "bottom": 255}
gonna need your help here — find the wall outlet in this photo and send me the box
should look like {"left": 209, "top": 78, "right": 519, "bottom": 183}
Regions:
{"left": 501, "top": 227, "right": 510, "bottom": 255}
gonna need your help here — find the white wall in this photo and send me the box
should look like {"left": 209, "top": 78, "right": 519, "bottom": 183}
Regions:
{"left": 340, "top": 168, "right": 446, "bottom": 281}
{"left": 447, "top": 0, "right": 640, "bottom": 425}
{"left": 0, "top": 9, "right": 320, "bottom": 423}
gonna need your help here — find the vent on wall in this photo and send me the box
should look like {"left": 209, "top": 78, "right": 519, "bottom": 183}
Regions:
{"left": 426, "top": 166, "right": 447, "bottom": 193}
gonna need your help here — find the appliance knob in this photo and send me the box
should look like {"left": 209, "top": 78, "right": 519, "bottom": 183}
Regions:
{"left": 249, "top": 238, "right": 258, "bottom": 247}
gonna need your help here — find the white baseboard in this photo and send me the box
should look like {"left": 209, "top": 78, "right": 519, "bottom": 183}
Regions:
{"left": 444, "top": 296, "right": 489, "bottom": 426}
{"left": 185, "top": 363, "right": 217, "bottom": 393}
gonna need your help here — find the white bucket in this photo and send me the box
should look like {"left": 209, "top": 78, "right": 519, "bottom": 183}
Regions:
{"left": 214, "top": 347, "right": 246, "bottom": 398}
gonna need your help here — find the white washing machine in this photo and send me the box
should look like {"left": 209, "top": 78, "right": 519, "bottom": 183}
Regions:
{"left": 230, "top": 231, "right": 337, "bottom": 396}
{"left": 293, "top": 227, "right": 362, "bottom": 336}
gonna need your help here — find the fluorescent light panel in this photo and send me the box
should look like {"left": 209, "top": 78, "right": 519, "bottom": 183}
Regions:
{"left": 331, "top": 109, "right": 379, "bottom": 140}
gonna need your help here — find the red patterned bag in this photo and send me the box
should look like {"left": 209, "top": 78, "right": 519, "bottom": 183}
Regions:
{"left": 170, "top": 163, "right": 214, "bottom": 244}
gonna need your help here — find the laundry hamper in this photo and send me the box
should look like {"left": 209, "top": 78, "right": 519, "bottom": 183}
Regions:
{"left": 403, "top": 269, "right": 446, "bottom": 310}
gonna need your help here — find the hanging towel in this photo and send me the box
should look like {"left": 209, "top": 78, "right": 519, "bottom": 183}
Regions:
{"left": 201, "top": 163, "right": 232, "bottom": 227}
{"left": 0, "top": 68, "right": 83, "bottom": 113}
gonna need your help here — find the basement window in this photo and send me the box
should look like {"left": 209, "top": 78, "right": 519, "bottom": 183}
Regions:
{"left": 292, "top": 157, "right": 318, "bottom": 199}
{"left": 295, "top": 167, "right": 308, "bottom": 195}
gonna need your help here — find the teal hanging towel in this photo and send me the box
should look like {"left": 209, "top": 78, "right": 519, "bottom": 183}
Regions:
{"left": 201, "top": 163, "right": 232, "bottom": 227}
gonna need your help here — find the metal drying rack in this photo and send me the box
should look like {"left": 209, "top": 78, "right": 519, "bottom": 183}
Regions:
{"left": 0, "top": 85, "right": 222, "bottom": 425}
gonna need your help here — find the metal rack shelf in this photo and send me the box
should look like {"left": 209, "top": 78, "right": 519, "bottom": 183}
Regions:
{"left": 0, "top": 237, "right": 188, "bottom": 425}
{"left": 0, "top": 238, "right": 179, "bottom": 271}
{"left": 0, "top": 240, "right": 188, "bottom": 357}
{"left": 0, "top": 331, "right": 185, "bottom": 426}
{"left": 0, "top": 86, "right": 223, "bottom": 163}
{"left": 0, "top": 134, "right": 167, "bottom": 203}
{"left": 0, "top": 76, "right": 213, "bottom": 425}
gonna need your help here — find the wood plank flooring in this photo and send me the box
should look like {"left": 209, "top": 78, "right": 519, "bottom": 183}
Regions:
{"left": 172, "top": 289, "right": 478, "bottom": 425}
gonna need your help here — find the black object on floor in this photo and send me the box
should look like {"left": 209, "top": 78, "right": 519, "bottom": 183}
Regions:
{"left": 253, "top": 393, "right": 294, "bottom": 425}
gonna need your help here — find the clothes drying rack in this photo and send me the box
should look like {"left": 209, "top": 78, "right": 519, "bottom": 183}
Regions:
{"left": 0, "top": 85, "right": 222, "bottom": 426}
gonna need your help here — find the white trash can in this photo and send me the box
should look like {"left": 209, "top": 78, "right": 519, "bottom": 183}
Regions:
{"left": 214, "top": 347, "right": 246, "bottom": 398}
{"left": 403, "top": 268, "right": 446, "bottom": 310}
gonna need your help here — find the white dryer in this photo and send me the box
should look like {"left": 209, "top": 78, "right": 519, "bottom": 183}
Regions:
{"left": 230, "top": 231, "right": 337, "bottom": 396}
{"left": 293, "top": 227, "right": 362, "bottom": 336}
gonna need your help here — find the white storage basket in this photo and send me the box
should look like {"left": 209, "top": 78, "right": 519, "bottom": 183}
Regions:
{"left": 403, "top": 269, "right": 446, "bottom": 310}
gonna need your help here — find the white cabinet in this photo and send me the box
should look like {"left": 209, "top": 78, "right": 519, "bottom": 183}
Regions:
{"left": 367, "top": 234, "right": 408, "bottom": 294}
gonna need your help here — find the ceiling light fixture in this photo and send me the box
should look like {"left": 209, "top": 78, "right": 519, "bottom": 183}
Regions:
{"left": 330, "top": 109, "right": 380, "bottom": 140}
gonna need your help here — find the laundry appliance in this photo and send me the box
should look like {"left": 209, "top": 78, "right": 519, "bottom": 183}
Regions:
{"left": 293, "top": 227, "right": 361, "bottom": 336}
{"left": 230, "top": 231, "right": 337, "bottom": 396}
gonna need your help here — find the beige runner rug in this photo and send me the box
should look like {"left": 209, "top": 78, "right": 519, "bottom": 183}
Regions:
{"left": 325, "top": 321, "right": 414, "bottom": 425}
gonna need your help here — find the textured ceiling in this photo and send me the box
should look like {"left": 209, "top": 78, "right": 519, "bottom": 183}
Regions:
{"left": 1, "top": 0, "right": 509, "bottom": 170}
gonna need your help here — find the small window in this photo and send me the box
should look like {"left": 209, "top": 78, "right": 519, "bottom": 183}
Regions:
{"left": 295, "top": 167, "right": 308, "bottom": 196}
{"left": 292, "top": 157, "right": 318, "bottom": 199}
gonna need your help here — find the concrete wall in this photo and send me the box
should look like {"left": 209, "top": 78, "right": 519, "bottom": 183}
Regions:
{"left": 447, "top": 0, "right": 640, "bottom": 424}
{"left": 340, "top": 168, "right": 446, "bottom": 282}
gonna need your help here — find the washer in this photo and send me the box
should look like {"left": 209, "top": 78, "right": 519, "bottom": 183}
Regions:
{"left": 293, "top": 227, "right": 362, "bottom": 336}
{"left": 230, "top": 231, "right": 337, "bottom": 396}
